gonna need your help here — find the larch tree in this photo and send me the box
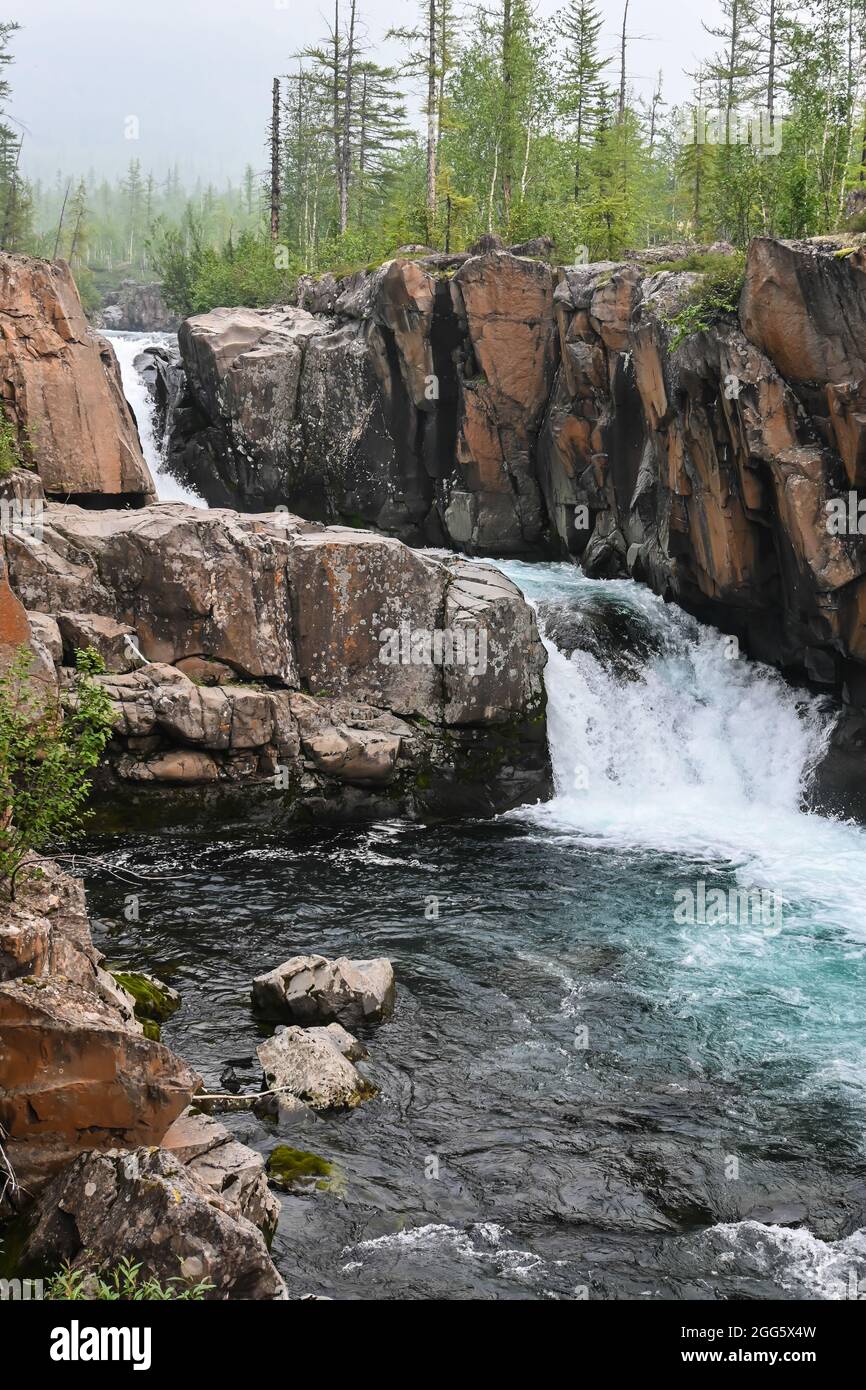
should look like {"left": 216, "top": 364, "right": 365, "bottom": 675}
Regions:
{"left": 558, "top": 0, "right": 607, "bottom": 200}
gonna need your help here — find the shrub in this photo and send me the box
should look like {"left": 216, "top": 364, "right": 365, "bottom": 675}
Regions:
{"left": 0, "top": 410, "right": 19, "bottom": 480}
{"left": 663, "top": 252, "right": 746, "bottom": 351}
{"left": 0, "top": 645, "right": 115, "bottom": 897}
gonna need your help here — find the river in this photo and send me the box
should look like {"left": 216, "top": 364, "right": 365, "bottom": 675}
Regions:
{"left": 85, "top": 336, "right": 866, "bottom": 1300}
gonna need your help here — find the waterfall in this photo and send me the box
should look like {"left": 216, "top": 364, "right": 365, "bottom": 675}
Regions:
{"left": 499, "top": 560, "right": 866, "bottom": 942}
{"left": 103, "top": 330, "right": 202, "bottom": 507}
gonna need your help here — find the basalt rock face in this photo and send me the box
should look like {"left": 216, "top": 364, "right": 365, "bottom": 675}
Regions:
{"left": 17, "top": 1147, "right": 287, "bottom": 1299}
{"left": 96, "top": 279, "right": 179, "bottom": 333}
{"left": 537, "top": 240, "right": 866, "bottom": 716}
{"left": 155, "top": 235, "right": 866, "bottom": 779}
{"left": 167, "top": 249, "right": 559, "bottom": 554}
{"left": 0, "top": 862, "right": 197, "bottom": 1203}
{"left": 2, "top": 503, "right": 549, "bottom": 824}
{"left": 0, "top": 254, "right": 155, "bottom": 505}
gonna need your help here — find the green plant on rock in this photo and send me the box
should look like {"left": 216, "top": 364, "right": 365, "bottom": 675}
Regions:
{"left": 46, "top": 1256, "right": 213, "bottom": 1301}
{"left": 0, "top": 409, "right": 20, "bottom": 480}
{"left": 110, "top": 970, "right": 180, "bottom": 1040}
{"left": 664, "top": 252, "right": 746, "bottom": 352}
{"left": 266, "top": 1145, "right": 341, "bottom": 1193}
{"left": 0, "top": 645, "right": 115, "bottom": 897}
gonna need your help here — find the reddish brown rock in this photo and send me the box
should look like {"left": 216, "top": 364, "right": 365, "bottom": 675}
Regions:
{"left": 0, "top": 551, "right": 30, "bottom": 666}
{"left": 0, "top": 254, "right": 154, "bottom": 501}
{"left": 448, "top": 253, "right": 558, "bottom": 552}
{"left": 0, "top": 862, "right": 197, "bottom": 1199}
{"left": 826, "top": 381, "right": 866, "bottom": 485}
{"left": 739, "top": 238, "right": 866, "bottom": 387}
{"left": 0, "top": 976, "right": 197, "bottom": 1179}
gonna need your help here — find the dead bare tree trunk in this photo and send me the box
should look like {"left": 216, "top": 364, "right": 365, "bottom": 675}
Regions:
{"left": 426, "top": 0, "right": 438, "bottom": 234}
{"left": 270, "top": 77, "right": 281, "bottom": 243}
{"left": 618, "top": 0, "right": 629, "bottom": 121}
{"left": 339, "top": 0, "right": 357, "bottom": 235}
{"left": 52, "top": 181, "right": 71, "bottom": 261}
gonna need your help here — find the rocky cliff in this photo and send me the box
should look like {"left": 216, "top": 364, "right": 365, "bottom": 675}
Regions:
{"left": 167, "top": 246, "right": 558, "bottom": 553}
{"left": 2, "top": 502, "right": 549, "bottom": 824}
{"left": 0, "top": 254, "right": 155, "bottom": 505}
{"left": 0, "top": 862, "right": 286, "bottom": 1298}
{"left": 96, "top": 279, "right": 179, "bottom": 333}
{"left": 164, "top": 235, "right": 866, "bottom": 732}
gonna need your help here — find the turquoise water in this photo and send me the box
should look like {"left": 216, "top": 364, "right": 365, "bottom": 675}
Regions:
{"left": 84, "top": 563, "right": 866, "bottom": 1299}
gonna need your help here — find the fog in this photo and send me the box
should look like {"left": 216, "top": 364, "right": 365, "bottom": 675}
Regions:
{"left": 13, "top": 0, "right": 720, "bottom": 184}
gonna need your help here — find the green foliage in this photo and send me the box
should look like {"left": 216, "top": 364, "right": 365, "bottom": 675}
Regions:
{"left": 46, "top": 1256, "right": 213, "bottom": 1301}
{"left": 18, "top": 0, "right": 866, "bottom": 301}
{"left": 110, "top": 971, "right": 179, "bottom": 1022}
{"left": 0, "top": 22, "right": 34, "bottom": 254}
{"left": 0, "top": 646, "right": 115, "bottom": 895}
{"left": 148, "top": 220, "right": 300, "bottom": 315}
{"left": 191, "top": 230, "right": 299, "bottom": 312}
{"left": 266, "top": 1145, "right": 340, "bottom": 1192}
{"left": 664, "top": 252, "right": 747, "bottom": 350}
{"left": 0, "top": 408, "right": 20, "bottom": 479}
{"left": 145, "top": 209, "right": 206, "bottom": 316}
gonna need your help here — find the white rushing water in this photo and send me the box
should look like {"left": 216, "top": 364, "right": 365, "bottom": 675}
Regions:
{"left": 499, "top": 561, "right": 866, "bottom": 943}
{"left": 104, "top": 330, "right": 203, "bottom": 506}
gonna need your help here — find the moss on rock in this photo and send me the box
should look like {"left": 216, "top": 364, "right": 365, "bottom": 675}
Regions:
{"left": 111, "top": 970, "right": 180, "bottom": 1024}
{"left": 266, "top": 1146, "right": 338, "bottom": 1192}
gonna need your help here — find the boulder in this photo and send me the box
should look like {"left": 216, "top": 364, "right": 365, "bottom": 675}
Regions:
{"left": 257, "top": 1024, "right": 375, "bottom": 1110}
{"left": 56, "top": 611, "right": 139, "bottom": 672}
{"left": 16, "top": 1147, "right": 285, "bottom": 1300}
{"left": 11, "top": 504, "right": 300, "bottom": 681}
{"left": 0, "top": 254, "right": 154, "bottom": 503}
{"left": 0, "top": 862, "right": 197, "bottom": 1198}
{"left": 307, "top": 1022, "right": 368, "bottom": 1061}
{"left": 161, "top": 1108, "right": 280, "bottom": 1241}
{"left": 25, "top": 611, "right": 62, "bottom": 667}
{"left": 0, "top": 860, "right": 128, "bottom": 1000}
{"left": 0, "top": 975, "right": 197, "bottom": 1187}
{"left": 252, "top": 953, "right": 395, "bottom": 1028}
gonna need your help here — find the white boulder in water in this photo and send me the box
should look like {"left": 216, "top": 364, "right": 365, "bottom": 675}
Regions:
{"left": 251, "top": 954, "right": 395, "bottom": 1028}
{"left": 257, "top": 1024, "right": 374, "bottom": 1111}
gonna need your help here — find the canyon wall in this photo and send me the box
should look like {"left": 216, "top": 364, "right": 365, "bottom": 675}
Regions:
{"left": 0, "top": 253, "right": 155, "bottom": 505}
{"left": 165, "top": 236, "right": 866, "bottom": 733}
{"left": 2, "top": 502, "right": 549, "bottom": 824}
{"left": 0, "top": 254, "right": 548, "bottom": 824}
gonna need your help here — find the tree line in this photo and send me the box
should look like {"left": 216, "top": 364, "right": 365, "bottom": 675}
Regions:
{"left": 2, "top": 2, "right": 865, "bottom": 317}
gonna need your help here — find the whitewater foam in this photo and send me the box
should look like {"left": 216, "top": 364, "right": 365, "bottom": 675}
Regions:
{"left": 498, "top": 563, "right": 866, "bottom": 943}
{"left": 696, "top": 1221, "right": 866, "bottom": 1299}
{"left": 104, "top": 330, "right": 203, "bottom": 506}
{"left": 342, "top": 1222, "right": 545, "bottom": 1281}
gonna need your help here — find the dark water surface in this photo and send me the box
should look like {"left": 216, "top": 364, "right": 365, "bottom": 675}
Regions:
{"left": 83, "top": 816, "right": 866, "bottom": 1302}
{"left": 82, "top": 566, "right": 866, "bottom": 1300}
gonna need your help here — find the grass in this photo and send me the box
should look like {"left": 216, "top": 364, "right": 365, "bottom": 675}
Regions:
{"left": 46, "top": 1256, "right": 213, "bottom": 1301}
{"left": 660, "top": 251, "right": 747, "bottom": 351}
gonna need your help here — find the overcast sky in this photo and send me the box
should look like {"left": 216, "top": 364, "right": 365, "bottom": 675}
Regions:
{"left": 12, "top": 0, "right": 721, "bottom": 186}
